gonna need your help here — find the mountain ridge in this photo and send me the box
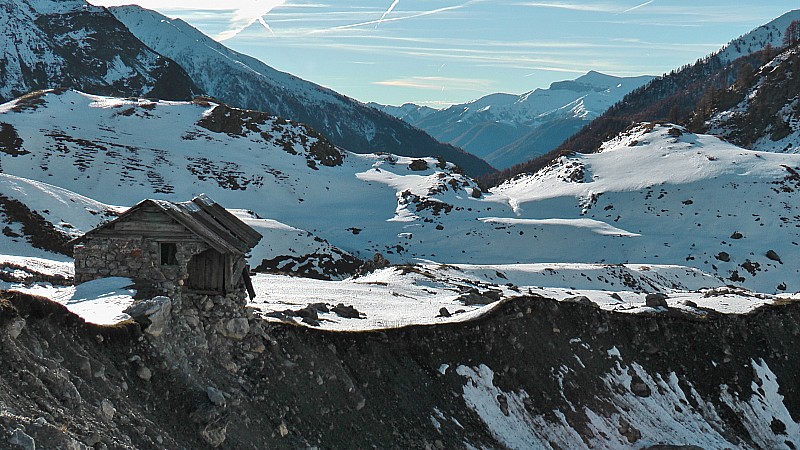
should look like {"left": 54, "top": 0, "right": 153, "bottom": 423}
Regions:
{"left": 371, "top": 71, "right": 653, "bottom": 169}
{"left": 109, "top": 5, "right": 495, "bottom": 177}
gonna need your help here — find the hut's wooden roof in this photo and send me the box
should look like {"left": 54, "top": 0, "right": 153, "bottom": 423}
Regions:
{"left": 73, "top": 194, "right": 262, "bottom": 255}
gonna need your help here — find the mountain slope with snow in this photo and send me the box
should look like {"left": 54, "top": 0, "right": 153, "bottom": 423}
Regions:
{"left": 0, "top": 0, "right": 196, "bottom": 102}
{"left": 707, "top": 45, "right": 800, "bottom": 153}
{"left": 109, "top": 5, "right": 494, "bottom": 178}
{"left": 372, "top": 72, "right": 653, "bottom": 169}
{"left": 718, "top": 9, "right": 800, "bottom": 63}
{"left": 1, "top": 90, "right": 800, "bottom": 294}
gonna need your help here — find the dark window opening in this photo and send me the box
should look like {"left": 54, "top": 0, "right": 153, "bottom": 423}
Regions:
{"left": 160, "top": 243, "right": 178, "bottom": 265}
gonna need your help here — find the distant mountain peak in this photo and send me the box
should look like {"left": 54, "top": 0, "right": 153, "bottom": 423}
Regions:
{"left": 372, "top": 71, "right": 654, "bottom": 169}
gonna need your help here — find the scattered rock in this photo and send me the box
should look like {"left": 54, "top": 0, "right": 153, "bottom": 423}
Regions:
{"left": 99, "top": 399, "right": 116, "bottom": 421}
{"left": 482, "top": 289, "right": 503, "bottom": 301}
{"left": 9, "top": 428, "right": 35, "bottom": 450}
{"left": 645, "top": 293, "right": 668, "bottom": 308}
{"left": 766, "top": 250, "right": 782, "bottom": 263}
{"left": 136, "top": 366, "right": 152, "bottom": 381}
{"left": 221, "top": 318, "right": 250, "bottom": 340}
{"left": 630, "top": 375, "right": 651, "bottom": 397}
{"left": 458, "top": 292, "right": 494, "bottom": 305}
{"left": 6, "top": 317, "right": 25, "bottom": 339}
{"left": 618, "top": 418, "right": 641, "bottom": 443}
{"left": 564, "top": 296, "right": 596, "bottom": 307}
{"left": 715, "top": 252, "right": 730, "bottom": 262}
{"left": 682, "top": 300, "right": 698, "bottom": 308}
{"left": 609, "top": 293, "right": 623, "bottom": 301}
{"left": 437, "top": 307, "right": 451, "bottom": 318}
{"left": 777, "top": 283, "right": 787, "bottom": 291}
{"left": 332, "top": 303, "right": 362, "bottom": 319}
{"left": 278, "top": 421, "right": 289, "bottom": 437}
{"left": 124, "top": 296, "right": 172, "bottom": 337}
{"left": 730, "top": 231, "right": 743, "bottom": 239}
{"left": 294, "top": 306, "right": 319, "bottom": 321}
{"left": 206, "top": 386, "right": 226, "bottom": 407}
{"left": 408, "top": 159, "right": 429, "bottom": 171}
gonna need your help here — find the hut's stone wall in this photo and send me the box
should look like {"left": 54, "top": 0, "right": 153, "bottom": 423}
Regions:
{"left": 74, "top": 237, "right": 209, "bottom": 297}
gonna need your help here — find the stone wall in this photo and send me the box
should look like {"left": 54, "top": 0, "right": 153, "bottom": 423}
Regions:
{"left": 74, "top": 237, "right": 209, "bottom": 297}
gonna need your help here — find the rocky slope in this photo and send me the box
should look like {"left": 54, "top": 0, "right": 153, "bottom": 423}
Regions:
{"left": 108, "top": 5, "right": 494, "bottom": 178}
{"left": 371, "top": 72, "right": 653, "bottom": 169}
{"left": 1, "top": 286, "right": 799, "bottom": 449}
{"left": 706, "top": 46, "right": 800, "bottom": 153}
{"left": 0, "top": 0, "right": 196, "bottom": 103}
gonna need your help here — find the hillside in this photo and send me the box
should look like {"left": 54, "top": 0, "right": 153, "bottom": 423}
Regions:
{"left": 0, "top": 0, "right": 196, "bottom": 102}
{"left": 108, "top": 5, "right": 494, "bottom": 178}
{"left": 0, "top": 91, "right": 799, "bottom": 295}
{"left": 485, "top": 11, "right": 800, "bottom": 186}
{"left": 371, "top": 71, "right": 653, "bottom": 169}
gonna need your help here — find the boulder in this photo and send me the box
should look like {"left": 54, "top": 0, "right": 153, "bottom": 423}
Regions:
{"left": 6, "top": 317, "right": 25, "bottom": 339}
{"left": 221, "top": 318, "right": 250, "bottom": 340}
{"left": 564, "top": 296, "right": 596, "bottom": 306}
{"left": 9, "top": 428, "right": 35, "bottom": 450}
{"left": 206, "top": 386, "right": 226, "bottom": 407}
{"left": 332, "top": 304, "right": 362, "bottom": 319}
{"left": 124, "top": 296, "right": 172, "bottom": 337}
{"left": 766, "top": 250, "right": 782, "bottom": 263}
{"left": 645, "top": 293, "right": 668, "bottom": 308}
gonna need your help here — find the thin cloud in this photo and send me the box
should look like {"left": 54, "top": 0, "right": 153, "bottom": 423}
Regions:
{"left": 619, "top": 0, "right": 655, "bottom": 14}
{"left": 374, "top": 76, "right": 492, "bottom": 92}
{"left": 515, "top": 2, "right": 615, "bottom": 12}
{"left": 377, "top": 0, "right": 401, "bottom": 28}
{"left": 315, "top": 1, "right": 478, "bottom": 33}
{"left": 216, "top": 1, "right": 286, "bottom": 40}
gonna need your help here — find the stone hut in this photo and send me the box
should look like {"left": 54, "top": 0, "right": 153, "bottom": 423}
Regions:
{"left": 72, "top": 194, "right": 262, "bottom": 299}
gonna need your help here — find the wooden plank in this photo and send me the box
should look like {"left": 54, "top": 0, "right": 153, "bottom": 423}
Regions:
{"left": 243, "top": 267, "right": 256, "bottom": 300}
{"left": 192, "top": 199, "right": 262, "bottom": 246}
{"left": 115, "top": 222, "right": 187, "bottom": 233}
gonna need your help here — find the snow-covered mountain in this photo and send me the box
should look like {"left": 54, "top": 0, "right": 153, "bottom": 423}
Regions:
{"left": 718, "top": 9, "right": 800, "bottom": 63}
{"left": 109, "top": 5, "right": 494, "bottom": 178}
{"left": 0, "top": 0, "right": 196, "bottom": 102}
{"left": 1, "top": 90, "right": 800, "bottom": 295}
{"left": 707, "top": 45, "right": 800, "bottom": 153}
{"left": 371, "top": 71, "right": 653, "bottom": 169}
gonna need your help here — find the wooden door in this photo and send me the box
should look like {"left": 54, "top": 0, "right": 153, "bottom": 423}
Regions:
{"left": 187, "top": 249, "right": 226, "bottom": 293}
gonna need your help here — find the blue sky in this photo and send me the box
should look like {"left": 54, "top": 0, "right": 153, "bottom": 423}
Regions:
{"left": 90, "top": 1, "right": 798, "bottom": 107}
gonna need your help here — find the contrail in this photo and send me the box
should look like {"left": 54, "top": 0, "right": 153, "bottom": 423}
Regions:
{"left": 377, "top": 0, "right": 401, "bottom": 28}
{"left": 620, "top": 0, "right": 654, "bottom": 14}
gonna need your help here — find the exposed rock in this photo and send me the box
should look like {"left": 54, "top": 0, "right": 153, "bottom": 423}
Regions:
{"left": 6, "top": 317, "right": 25, "bottom": 339}
{"left": 730, "top": 231, "right": 744, "bottom": 239}
{"left": 766, "top": 250, "right": 782, "bottom": 263}
{"left": 409, "top": 159, "right": 429, "bottom": 171}
{"left": 715, "top": 252, "right": 731, "bottom": 262}
{"left": 630, "top": 374, "right": 652, "bottom": 397}
{"left": 9, "top": 428, "right": 35, "bottom": 450}
{"left": 645, "top": 293, "right": 668, "bottom": 308}
{"left": 99, "top": 399, "right": 116, "bottom": 421}
{"left": 124, "top": 296, "right": 172, "bottom": 337}
{"left": 206, "top": 387, "right": 226, "bottom": 407}
{"left": 458, "top": 292, "right": 494, "bottom": 305}
{"left": 221, "top": 318, "right": 250, "bottom": 340}
{"left": 136, "top": 366, "right": 152, "bottom": 381}
{"left": 332, "top": 304, "right": 363, "bottom": 319}
{"left": 564, "top": 296, "right": 596, "bottom": 307}
{"left": 437, "top": 307, "right": 451, "bottom": 318}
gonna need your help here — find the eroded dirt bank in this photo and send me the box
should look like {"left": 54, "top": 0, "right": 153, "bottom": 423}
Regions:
{"left": 1, "top": 291, "right": 799, "bottom": 449}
